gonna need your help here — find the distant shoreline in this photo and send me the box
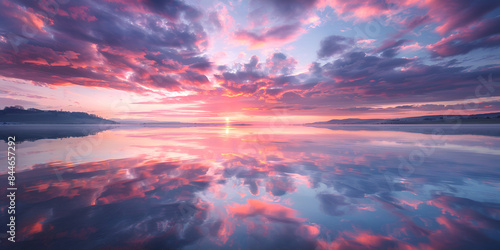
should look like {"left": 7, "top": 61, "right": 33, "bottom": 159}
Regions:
{"left": 307, "top": 112, "right": 500, "bottom": 125}
{"left": 0, "top": 107, "right": 117, "bottom": 124}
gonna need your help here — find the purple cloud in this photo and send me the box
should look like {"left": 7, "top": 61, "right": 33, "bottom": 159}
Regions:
{"left": 428, "top": 16, "right": 500, "bottom": 57}
{"left": 317, "top": 35, "right": 353, "bottom": 59}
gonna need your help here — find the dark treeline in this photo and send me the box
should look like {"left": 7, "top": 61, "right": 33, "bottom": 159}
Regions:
{"left": 0, "top": 106, "right": 117, "bottom": 124}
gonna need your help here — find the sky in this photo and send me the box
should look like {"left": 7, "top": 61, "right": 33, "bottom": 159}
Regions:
{"left": 0, "top": 0, "right": 500, "bottom": 123}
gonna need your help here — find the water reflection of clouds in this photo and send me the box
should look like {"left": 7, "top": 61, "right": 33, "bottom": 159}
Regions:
{"left": 1, "top": 126, "right": 499, "bottom": 249}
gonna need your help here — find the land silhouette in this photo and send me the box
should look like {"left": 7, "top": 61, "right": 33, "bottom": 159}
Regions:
{"left": 309, "top": 112, "right": 500, "bottom": 125}
{"left": 0, "top": 106, "right": 117, "bottom": 124}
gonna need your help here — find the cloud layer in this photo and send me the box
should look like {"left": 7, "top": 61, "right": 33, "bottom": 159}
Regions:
{"left": 0, "top": 0, "right": 499, "bottom": 120}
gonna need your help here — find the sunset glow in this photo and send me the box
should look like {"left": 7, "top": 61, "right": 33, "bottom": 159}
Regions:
{"left": 2, "top": 2, "right": 500, "bottom": 248}
{"left": 1, "top": 0, "right": 499, "bottom": 123}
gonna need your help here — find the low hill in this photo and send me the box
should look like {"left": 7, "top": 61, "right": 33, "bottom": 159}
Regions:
{"left": 0, "top": 106, "right": 117, "bottom": 124}
{"left": 308, "top": 112, "right": 500, "bottom": 125}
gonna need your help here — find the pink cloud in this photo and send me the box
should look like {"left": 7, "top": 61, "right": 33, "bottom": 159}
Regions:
{"left": 233, "top": 23, "right": 306, "bottom": 48}
{"left": 228, "top": 199, "right": 306, "bottom": 223}
{"left": 317, "top": 0, "right": 408, "bottom": 20}
{"left": 68, "top": 6, "right": 97, "bottom": 22}
{"left": 401, "top": 42, "right": 422, "bottom": 51}
{"left": 427, "top": 16, "right": 500, "bottom": 57}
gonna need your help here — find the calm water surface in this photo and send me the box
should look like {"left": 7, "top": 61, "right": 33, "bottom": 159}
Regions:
{"left": 1, "top": 125, "right": 499, "bottom": 249}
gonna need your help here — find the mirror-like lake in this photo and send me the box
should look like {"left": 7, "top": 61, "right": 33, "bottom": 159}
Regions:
{"left": 1, "top": 125, "right": 499, "bottom": 249}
